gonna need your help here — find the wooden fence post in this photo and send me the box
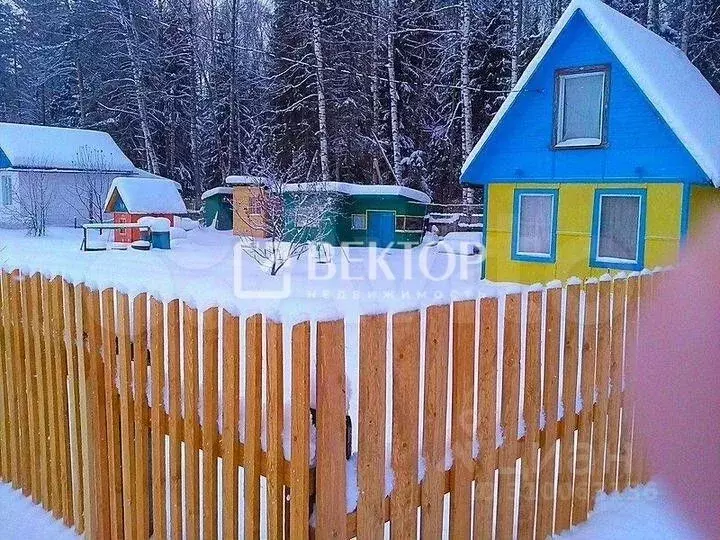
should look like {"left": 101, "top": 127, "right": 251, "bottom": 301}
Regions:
{"left": 84, "top": 286, "right": 111, "bottom": 538}
{"left": 290, "top": 321, "right": 311, "bottom": 538}
{"left": 221, "top": 310, "right": 240, "bottom": 540}
{"left": 474, "top": 297, "right": 498, "bottom": 540}
{"left": 244, "top": 314, "right": 263, "bottom": 540}
{"left": 266, "top": 319, "right": 285, "bottom": 539}
{"left": 450, "top": 301, "right": 476, "bottom": 540}
{"left": 419, "top": 306, "right": 449, "bottom": 540}
{"left": 497, "top": 294, "right": 521, "bottom": 538}
{"left": 316, "top": 318, "right": 347, "bottom": 538}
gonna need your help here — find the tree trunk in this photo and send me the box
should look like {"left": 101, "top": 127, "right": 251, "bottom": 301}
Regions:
{"left": 460, "top": 0, "right": 473, "bottom": 157}
{"left": 311, "top": 0, "right": 331, "bottom": 184}
{"left": 370, "top": 0, "right": 382, "bottom": 183}
{"left": 387, "top": 0, "right": 403, "bottom": 184}
{"left": 510, "top": 0, "right": 523, "bottom": 87}
{"left": 117, "top": 0, "right": 160, "bottom": 174}
{"left": 647, "top": 0, "right": 660, "bottom": 33}
{"left": 680, "top": 0, "right": 693, "bottom": 53}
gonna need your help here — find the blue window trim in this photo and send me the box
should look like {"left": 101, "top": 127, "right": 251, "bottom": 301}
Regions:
{"left": 511, "top": 188, "right": 559, "bottom": 264}
{"left": 589, "top": 188, "right": 647, "bottom": 271}
{"left": 679, "top": 182, "right": 691, "bottom": 246}
{"left": 481, "top": 186, "right": 488, "bottom": 279}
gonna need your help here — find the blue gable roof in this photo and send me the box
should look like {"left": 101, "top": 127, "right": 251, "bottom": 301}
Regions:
{"left": 0, "top": 147, "right": 10, "bottom": 169}
{"left": 462, "top": 10, "right": 710, "bottom": 186}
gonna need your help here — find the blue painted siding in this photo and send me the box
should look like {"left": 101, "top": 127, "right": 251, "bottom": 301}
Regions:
{"left": 0, "top": 148, "right": 11, "bottom": 169}
{"left": 462, "top": 11, "right": 709, "bottom": 185}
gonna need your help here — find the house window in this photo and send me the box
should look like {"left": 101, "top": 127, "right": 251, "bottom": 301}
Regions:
{"left": 512, "top": 189, "right": 558, "bottom": 262}
{"left": 555, "top": 68, "right": 608, "bottom": 148}
{"left": 351, "top": 214, "right": 366, "bottom": 230}
{"left": 1, "top": 176, "right": 12, "bottom": 206}
{"left": 396, "top": 216, "right": 423, "bottom": 232}
{"left": 591, "top": 189, "right": 646, "bottom": 270}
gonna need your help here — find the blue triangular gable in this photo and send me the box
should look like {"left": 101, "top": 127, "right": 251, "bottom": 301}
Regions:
{"left": 462, "top": 11, "right": 709, "bottom": 185}
{"left": 0, "top": 147, "right": 11, "bottom": 169}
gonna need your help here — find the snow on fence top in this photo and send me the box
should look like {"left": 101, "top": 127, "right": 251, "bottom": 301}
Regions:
{"left": 0, "top": 122, "right": 136, "bottom": 172}
{"left": 462, "top": 0, "right": 720, "bottom": 186}
{"left": 104, "top": 176, "right": 188, "bottom": 214}
{"left": 284, "top": 181, "right": 432, "bottom": 204}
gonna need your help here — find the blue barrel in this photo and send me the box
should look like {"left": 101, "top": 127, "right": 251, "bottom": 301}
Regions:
{"left": 151, "top": 231, "right": 171, "bottom": 249}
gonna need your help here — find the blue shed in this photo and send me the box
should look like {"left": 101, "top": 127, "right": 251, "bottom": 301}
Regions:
{"left": 461, "top": 0, "right": 720, "bottom": 284}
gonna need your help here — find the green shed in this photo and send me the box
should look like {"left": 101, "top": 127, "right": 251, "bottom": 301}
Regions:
{"left": 201, "top": 187, "right": 234, "bottom": 231}
{"left": 283, "top": 182, "right": 430, "bottom": 248}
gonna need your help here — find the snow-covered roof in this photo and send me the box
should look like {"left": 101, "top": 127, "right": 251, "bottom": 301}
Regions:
{"left": 284, "top": 181, "right": 431, "bottom": 204}
{"left": 201, "top": 186, "right": 234, "bottom": 200}
{"left": 104, "top": 176, "right": 187, "bottom": 214}
{"left": 226, "top": 175, "right": 266, "bottom": 186}
{"left": 462, "top": 0, "right": 720, "bottom": 187}
{"left": 0, "top": 123, "right": 136, "bottom": 172}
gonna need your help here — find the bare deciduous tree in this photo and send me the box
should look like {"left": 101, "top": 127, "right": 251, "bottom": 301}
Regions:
{"left": 65, "top": 145, "right": 115, "bottom": 223}
{"left": 2, "top": 170, "right": 55, "bottom": 237}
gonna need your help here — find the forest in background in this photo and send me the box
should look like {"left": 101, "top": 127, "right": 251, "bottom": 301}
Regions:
{"left": 0, "top": 0, "right": 718, "bottom": 203}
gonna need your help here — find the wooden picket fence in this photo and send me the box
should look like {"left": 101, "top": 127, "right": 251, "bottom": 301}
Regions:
{"left": 0, "top": 269, "right": 653, "bottom": 539}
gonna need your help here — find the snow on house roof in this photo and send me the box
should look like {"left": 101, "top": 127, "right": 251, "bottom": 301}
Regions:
{"left": 284, "top": 181, "right": 432, "bottom": 204}
{"left": 225, "top": 175, "right": 267, "bottom": 186}
{"left": 0, "top": 123, "right": 136, "bottom": 172}
{"left": 201, "top": 186, "right": 234, "bottom": 200}
{"left": 462, "top": 0, "right": 720, "bottom": 187}
{"left": 103, "top": 176, "right": 187, "bottom": 214}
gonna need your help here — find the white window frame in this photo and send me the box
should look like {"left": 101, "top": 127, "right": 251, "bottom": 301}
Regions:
{"left": 513, "top": 191, "right": 557, "bottom": 260}
{"left": 555, "top": 69, "right": 607, "bottom": 148}
{"left": 593, "top": 193, "right": 644, "bottom": 265}
{"left": 351, "top": 214, "right": 366, "bottom": 230}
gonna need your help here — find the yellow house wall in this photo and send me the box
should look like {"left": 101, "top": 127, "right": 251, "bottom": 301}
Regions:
{"left": 232, "top": 186, "right": 268, "bottom": 238}
{"left": 688, "top": 185, "right": 720, "bottom": 240}
{"left": 484, "top": 182, "right": 683, "bottom": 284}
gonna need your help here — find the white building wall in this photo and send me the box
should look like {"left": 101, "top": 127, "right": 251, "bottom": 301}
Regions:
{"left": 0, "top": 169, "right": 115, "bottom": 228}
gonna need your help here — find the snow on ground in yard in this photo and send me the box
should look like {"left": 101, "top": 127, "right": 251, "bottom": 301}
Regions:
{"left": 0, "top": 227, "right": 506, "bottom": 323}
{"left": 0, "top": 482, "right": 79, "bottom": 539}
{"left": 556, "top": 483, "right": 703, "bottom": 540}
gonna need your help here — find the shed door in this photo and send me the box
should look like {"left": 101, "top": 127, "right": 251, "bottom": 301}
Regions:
{"left": 367, "top": 211, "right": 395, "bottom": 248}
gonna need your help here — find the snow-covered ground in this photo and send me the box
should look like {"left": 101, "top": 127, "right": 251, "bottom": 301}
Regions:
{"left": 0, "top": 480, "right": 701, "bottom": 539}
{"left": 0, "top": 227, "right": 501, "bottom": 323}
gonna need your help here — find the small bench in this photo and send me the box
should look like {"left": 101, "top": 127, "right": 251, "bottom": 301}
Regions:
{"left": 81, "top": 223, "right": 151, "bottom": 252}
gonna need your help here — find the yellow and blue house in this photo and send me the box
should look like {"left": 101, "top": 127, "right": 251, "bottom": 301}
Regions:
{"left": 461, "top": 0, "right": 720, "bottom": 284}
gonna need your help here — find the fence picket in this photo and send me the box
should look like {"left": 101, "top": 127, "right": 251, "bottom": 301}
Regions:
{"left": 167, "top": 300, "right": 183, "bottom": 540}
{"left": 497, "top": 294, "right": 522, "bottom": 538}
{"left": 316, "top": 318, "right": 347, "bottom": 538}
{"left": 630, "top": 274, "right": 651, "bottom": 487}
{"left": 0, "top": 272, "right": 19, "bottom": 489}
{"left": 202, "top": 307, "right": 219, "bottom": 540}
{"left": 590, "top": 278, "right": 612, "bottom": 507}
{"left": 62, "top": 280, "right": 84, "bottom": 531}
{"left": 221, "top": 311, "right": 240, "bottom": 540}
{"left": 266, "top": 319, "right": 285, "bottom": 538}
{"left": 116, "top": 292, "right": 135, "bottom": 540}
{"left": 474, "top": 297, "right": 498, "bottom": 540}
{"left": 537, "top": 286, "right": 562, "bottom": 539}
{"left": 518, "top": 290, "right": 542, "bottom": 540}
{"left": 10, "top": 272, "right": 30, "bottom": 494}
{"left": 150, "top": 298, "right": 168, "bottom": 540}
{"left": 42, "top": 276, "right": 61, "bottom": 512}
{"left": 618, "top": 276, "right": 639, "bottom": 491}
{"left": 132, "top": 293, "right": 149, "bottom": 539}
{"left": 0, "top": 271, "right": 9, "bottom": 483}
{"left": 389, "top": 311, "right": 421, "bottom": 539}
{"left": 605, "top": 278, "right": 627, "bottom": 493}
{"left": 244, "top": 314, "right": 263, "bottom": 540}
{"left": 101, "top": 288, "right": 122, "bottom": 538}
{"left": 85, "top": 287, "right": 111, "bottom": 537}
{"left": 75, "top": 285, "right": 93, "bottom": 536}
{"left": 556, "top": 283, "right": 581, "bottom": 532}
{"left": 290, "top": 322, "right": 311, "bottom": 539}
{"left": 20, "top": 274, "right": 39, "bottom": 502}
{"left": 420, "top": 305, "right": 449, "bottom": 540}
{"left": 572, "top": 281, "right": 598, "bottom": 525}
{"left": 183, "top": 304, "right": 201, "bottom": 540}
{"left": 450, "top": 301, "right": 476, "bottom": 540}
